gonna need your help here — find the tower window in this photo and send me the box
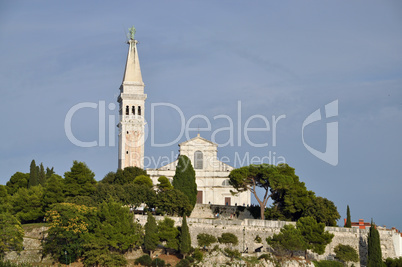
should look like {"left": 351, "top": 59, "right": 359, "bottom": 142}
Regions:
{"left": 125, "top": 106, "right": 129, "bottom": 115}
{"left": 138, "top": 106, "right": 141, "bottom": 116}
{"left": 194, "top": 151, "right": 203, "bottom": 169}
{"left": 132, "top": 106, "right": 135, "bottom": 115}
{"left": 126, "top": 131, "right": 129, "bottom": 134}
{"left": 126, "top": 151, "right": 129, "bottom": 154}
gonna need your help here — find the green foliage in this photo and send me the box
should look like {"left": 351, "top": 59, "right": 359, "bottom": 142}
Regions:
{"left": 157, "top": 176, "right": 173, "bottom": 191}
{"left": 156, "top": 188, "right": 193, "bottom": 216}
{"left": 44, "top": 203, "right": 97, "bottom": 264}
{"left": 334, "top": 244, "right": 359, "bottom": 263}
{"left": 64, "top": 161, "right": 96, "bottom": 197}
{"left": 28, "top": 160, "right": 38, "bottom": 188}
{"left": 176, "top": 258, "right": 190, "bottom": 267}
{"left": 179, "top": 216, "right": 191, "bottom": 255}
{"left": 144, "top": 212, "right": 159, "bottom": 253}
{"left": 255, "top": 235, "right": 262, "bottom": 243}
{"left": 192, "top": 248, "right": 204, "bottom": 262}
{"left": 0, "top": 213, "right": 24, "bottom": 256}
{"left": 0, "top": 186, "right": 11, "bottom": 213}
{"left": 65, "top": 196, "right": 96, "bottom": 207}
{"left": 152, "top": 258, "right": 166, "bottom": 267}
{"left": 367, "top": 220, "right": 383, "bottom": 267}
{"left": 43, "top": 174, "right": 64, "bottom": 209}
{"left": 223, "top": 248, "right": 241, "bottom": 261}
{"left": 0, "top": 261, "right": 32, "bottom": 267}
{"left": 172, "top": 155, "right": 197, "bottom": 209}
{"left": 135, "top": 255, "right": 152, "bottom": 266}
{"left": 133, "top": 175, "right": 153, "bottom": 188}
{"left": 158, "top": 217, "right": 179, "bottom": 251}
{"left": 38, "top": 163, "right": 46, "bottom": 186}
{"left": 6, "top": 172, "right": 28, "bottom": 195}
{"left": 229, "top": 164, "right": 297, "bottom": 220}
{"left": 46, "top": 167, "right": 55, "bottom": 179}
{"left": 267, "top": 224, "right": 306, "bottom": 257}
{"left": 384, "top": 257, "right": 402, "bottom": 267}
{"left": 302, "top": 197, "right": 340, "bottom": 226}
{"left": 297, "top": 217, "right": 334, "bottom": 257}
{"left": 197, "top": 233, "right": 217, "bottom": 249}
{"left": 218, "top": 233, "right": 238, "bottom": 246}
{"left": 11, "top": 186, "right": 44, "bottom": 223}
{"left": 345, "top": 205, "right": 352, "bottom": 228}
{"left": 102, "top": 167, "right": 147, "bottom": 185}
{"left": 313, "top": 260, "right": 343, "bottom": 267}
{"left": 82, "top": 247, "right": 127, "bottom": 267}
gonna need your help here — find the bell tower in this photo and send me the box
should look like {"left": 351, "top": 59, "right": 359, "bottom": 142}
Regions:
{"left": 117, "top": 27, "right": 147, "bottom": 169}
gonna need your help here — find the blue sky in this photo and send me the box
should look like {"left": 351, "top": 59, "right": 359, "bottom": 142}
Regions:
{"left": 0, "top": 1, "right": 401, "bottom": 229}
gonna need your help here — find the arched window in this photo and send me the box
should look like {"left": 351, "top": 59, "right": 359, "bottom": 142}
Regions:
{"left": 125, "top": 106, "right": 129, "bottom": 115}
{"left": 138, "top": 106, "right": 141, "bottom": 116}
{"left": 194, "top": 151, "right": 203, "bottom": 169}
{"left": 222, "top": 179, "right": 230, "bottom": 186}
{"left": 132, "top": 106, "right": 135, "bottom": 115}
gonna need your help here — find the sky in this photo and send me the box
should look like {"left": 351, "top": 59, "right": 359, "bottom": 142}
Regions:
{"left": 0, "top": 1, "right": 401, "bottom": 229}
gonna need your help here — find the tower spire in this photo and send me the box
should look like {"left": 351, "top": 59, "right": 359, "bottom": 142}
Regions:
{"left": 122, "top": 39, "right": 143, "bottom": 84}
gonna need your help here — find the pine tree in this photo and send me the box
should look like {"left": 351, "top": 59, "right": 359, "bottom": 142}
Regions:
{"left": 367, "top": 220, "right": 382, "bottom": 267}
{"left": 144, "top": 212, "right": 158, "bottom": 255}
{"left": 179, "top": 216, "right": 191, "bottom": 256}
{"left": 46, "top": 167, "right": 55, "bottom": 179}
{"left": 345, "top": 205, "right": 352, "bottom": 228}
{"left": 172, "top": 155, "right": 197, "bottom": 209}
{"left": 38, "top": 163, "right": 46, "bottom": 186}
{"left": 64, "top": 161, "right": 96, "bottom": 197}
{"left": 28, "top": 160, "right": 38, "bottom": 188}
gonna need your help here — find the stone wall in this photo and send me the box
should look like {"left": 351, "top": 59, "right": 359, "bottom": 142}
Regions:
{"left": 136, "top": 214, "right": 401, "bottom": 266}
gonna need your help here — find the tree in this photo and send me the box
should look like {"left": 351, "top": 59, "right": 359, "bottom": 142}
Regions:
{"left": 302, "top": 196, "right": 340, "bottom": 226}
{"left": 38, "top": 162, "right": 46, "bottom": 186}
{"left": 0, "top": 186, "right": 11, "bottom": 213}
{"left": 367, "top": 220, "right": 382, "bottom": 267}
{"left": 28, "top": 159, "right": 38, "bottom": 188}
{"left": 44, "top": 203, "right": 97, "bottom": 264}
{"left": 267, "top": 224, "right": 306, "bottom": 257}
{"left": 0, "top": 213, "right": 24, "bottom": 256}
{"left": 334, "top": 244, "right": 359, "bottom": 263}
{"left": 218, "top": 233, "right": 239, "bottom": 247}
{"left": 296, "top": 216, "right": 334, "bottom": 259}
{"left": 46, "top": 167, "right": 55, "bottom": 179}
{"left": 6, "top": 172, "right": 29, "bottom": 195}
{"left": 197, "top": 233, "right": 217, "bottom": 250}
{"left": 345, "top": 205, "right": 352, "bottom": 228}
{"left": 172, "top": 155, "right": 197, "bottom": 209}
{"left": 158, "top": 217, "right": 179, "bottom": 252}
{"left": 82, "top": 201, "right": 142, "bottom": 266}
{"left": 133, "top": 175, "right": 153, "bottom": 188}
{"left": 64, "top": 161, "right": 96, "bottom": 197}
{"left": 11, "top": 186, "right": 44, "bottom": 223}
{"left": 156, "top": 188, "right": 193, "bottom": 216}
{"left": 144, "top": 212, "right": 159, "bottom": 255}
{"left": 229, "top": 163, "right": 296, "bottom": 220}
{"left": 179, "top": 216, "right": 191, "bottom": 256}
{"left": 157, "top": 176, "right": 173, "bottom": 191}
{"left": 43, "top": 174, "right": 65, "bottom": 208}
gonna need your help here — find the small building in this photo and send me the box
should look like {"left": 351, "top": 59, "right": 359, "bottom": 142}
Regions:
{"left": 344, "top": 218, "right": 371, "bottom": 229}
{"left": 147, "top": 134, "right": 251, "bottom": 206}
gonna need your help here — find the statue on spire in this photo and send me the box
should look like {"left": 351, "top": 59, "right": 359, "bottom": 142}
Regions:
{"left": 128, "top": 26, "right": 136, "bottom": 40}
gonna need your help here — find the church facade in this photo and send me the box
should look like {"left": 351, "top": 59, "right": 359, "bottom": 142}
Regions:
{"left": 147, "top": 134, "right": 251, "bottom": 206}
{"left": 117, "top": 31, "right": 250, "bottom": 206}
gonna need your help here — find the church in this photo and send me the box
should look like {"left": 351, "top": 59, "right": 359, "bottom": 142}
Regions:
{"left": 117, "top": 29, "right": 250, "bottom": 206}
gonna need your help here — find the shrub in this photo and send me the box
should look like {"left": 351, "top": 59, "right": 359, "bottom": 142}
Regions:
{"left": 218, "top": 233, "right": 238, "bottom": 246}
{"left": 135, "top": 255, "right": 152, "bottom": 266}
{"left": 313, "top": 260, "right": 343, "bottom": 267}
{"left": 176, "top": 258, "right": 190, "bottom": 267}
{"left": 193, "top": 248, "right": 204, "bottom": 262}
{"left": 151, "top": 258, "right": 166, "bottom": 267}
{"left": 385, "top": 257, "right": 402, "bottom": 267}
{"left": 254, "top": 235, "right": 262, "bottom": 243}
{"left": 334, "top": 244, "right": 359, "bottom": 263}
{"left": 224, "top": 248, "right": 241, "bottom": 261}
{"left": 197, "top": 233, "right": 217, "bottom": 249}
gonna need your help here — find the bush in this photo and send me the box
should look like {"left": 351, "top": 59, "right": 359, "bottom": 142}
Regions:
{"left": 334, "top": 244, "right": 359, "bottom": 263}
{"left": 224, "top": 248, "right": 241, "bottom": 261}
{"left": 313, "top": 260, "right": 343, "bottom": 267}
{"left": 385, "top": 257, "right": 402, "bottom": 267}
{"left": 254, "top": 235, "right": 262, "bottom": 243}
{"left": 176, "top": 258, "right": 190, "bottom": 267}
{"left": 0, "top": 261, "right": 32, "bottom": 267}
{"left": 218, "top": 233, "right": 238, "bottom": 246}
{"left": 193, "top": 248, "right": 203, "bottom": 262}
{"left": 151, "top": 258, "right": 166, "bottom": 267}
{"left": 135, "top": 255, "right": 152, "bottom": 266}
{"left": 258, "top": 254, "right": 272, "bottom": 261}
{"left": 197, "top": 233, "right": 217, "bottom": 249}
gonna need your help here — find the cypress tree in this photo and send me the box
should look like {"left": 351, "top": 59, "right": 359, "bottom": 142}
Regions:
{"left": 345, "top": 205, "right": 352, "bottom": 228}
{"left": 28, "top": 160, "right": 38, "bottom": 188}
{"left": 367, "top": 220, "right": 382, "bottom": 267}
{"left": 38, "top": 163, "right": 46, "bottom": 186}
{"left": 144, "top": 212, "right": 158, "bottom": 255}
{"left": 172, "top": 155, "right": 197, "bottom": 209}
{"left": 179, "top": 216, "right": 191, "bottom": 256}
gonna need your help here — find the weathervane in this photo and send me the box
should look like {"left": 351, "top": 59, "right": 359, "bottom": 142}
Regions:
{"left": 128, "top": 26, "right": 136, "bottom": 40}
